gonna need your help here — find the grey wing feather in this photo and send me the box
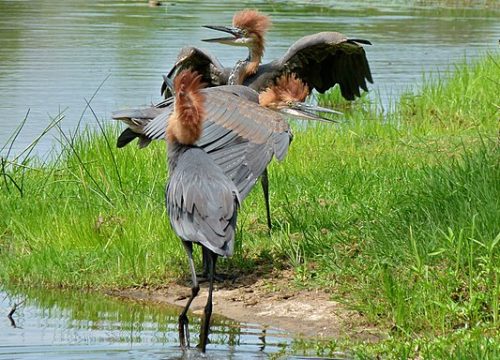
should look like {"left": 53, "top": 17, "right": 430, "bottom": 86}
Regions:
{"left": 199, "top": 91, "right": 291, "bottom": 198}
{"left": 244, "top": 32, "right": 373, "bottom": 100}
{"left": 273, "top": 131, "right": 292, "bottom": 162}
{"left": 161, "top": 47, "right": 231, "bottom": 97}
{"left": 117, "top": 85, "right": 258, "bottom": 145}
{"left": 166, "top": 147, "right": 239, "bottom": 257}
{"left": 114, "top": 85, "right": 292, "bottom": 201}
{"left": 143, "top": 110, "right": 173, "bottom": 140}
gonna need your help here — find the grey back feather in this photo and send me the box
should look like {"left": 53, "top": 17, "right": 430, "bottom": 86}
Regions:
{"left": 166, "top": 145, "right": 239, "bottom": 257}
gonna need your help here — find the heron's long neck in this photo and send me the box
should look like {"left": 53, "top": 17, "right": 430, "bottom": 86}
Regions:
{"left": 246, "top": 42, "right": 264, "bottom": 77}
{"left": 166, "top": 88, "right": 205, "bottom": 145}
{"left": 227, "top": 44, "right": 264, "bottom": 85}
{"left": 228, "top": 60, "right": 248, "bottom": 85}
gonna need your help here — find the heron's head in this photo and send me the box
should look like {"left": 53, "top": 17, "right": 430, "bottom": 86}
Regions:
{"left": 202, "top": 9, "right": 270, "bottom": 51}
{"left": 259, "top": 74, "right": 342, "bottom": 121}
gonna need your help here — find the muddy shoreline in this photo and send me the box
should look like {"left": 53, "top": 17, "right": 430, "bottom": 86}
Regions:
{"left": 107, "top": 270, "right": 382, "bottom": 342}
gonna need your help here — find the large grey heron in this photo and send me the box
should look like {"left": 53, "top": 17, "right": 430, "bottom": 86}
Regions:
{"left": 113, "top": 74, "right": 339, "bottom": 280}
{"left": 165, "top": 70, "right": 239, "bottom": 352}
{"left": 162, "top": 9, "right": 373, "bottom": 100}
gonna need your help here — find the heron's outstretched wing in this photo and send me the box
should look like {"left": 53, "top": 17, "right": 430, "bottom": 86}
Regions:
{"left": 112, "top": 86, "right": 253, "bottom": 148}
{"left": 112, "top": 97, "right": 174, "bottom": 148}
{"left": 160, "top": 47, "right": 231, "bottom": 98}
{"left": 148, "top": 86, "right": 291, "bottom": 198}
{"left": 138, "top": 85, "right": 258, "bottom": 141}
{"left": 167, "top": 146, "right": 239, "bottom": 257}
{"left": 244, "top": 32, "right": 373, "bottom": 100}
{"left": 197, "top": 87, "right": 291, "bottom": 198}
{"left": 113, "top": 85, "right": 291, "bottom": 198}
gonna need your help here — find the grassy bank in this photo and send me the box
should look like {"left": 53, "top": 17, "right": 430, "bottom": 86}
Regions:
{"left": 1, "top": 53, "right": 499, "bottom": 358}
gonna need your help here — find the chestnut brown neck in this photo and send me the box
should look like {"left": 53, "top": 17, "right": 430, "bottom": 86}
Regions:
{"left": 245, "top": 40, "right": 264, "bottom": 76}
{"left": 166, "top": 71, "right": 206, "bottom": 145}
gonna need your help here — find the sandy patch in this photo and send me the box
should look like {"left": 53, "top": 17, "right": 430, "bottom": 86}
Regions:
{"left": 108, "top": 269, "right": 382, "bottom": 342}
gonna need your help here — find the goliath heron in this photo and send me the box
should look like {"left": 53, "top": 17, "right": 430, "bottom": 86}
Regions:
{"left": 165, "top": 70, "right": 239, "bottom": 352}
{"left": 158, "top": 70, "right": 338, "bottom": 352}
{"left": 113, "top": 74, "right": 339, "bottom": 279}
{"left": 162, "top": 9, "right": 373, "bottom": 101}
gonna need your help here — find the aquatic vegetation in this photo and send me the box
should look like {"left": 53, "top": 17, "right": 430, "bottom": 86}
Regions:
{"left": 0, "top": 53, "right": 498, "bottom": 358}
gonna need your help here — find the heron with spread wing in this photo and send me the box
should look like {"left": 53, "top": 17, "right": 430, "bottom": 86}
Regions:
{"left": 163, "top": 9, "right": 373, "bottom": 100}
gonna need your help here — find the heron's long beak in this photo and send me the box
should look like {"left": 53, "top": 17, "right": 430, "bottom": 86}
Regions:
{"left": 280, "top": 102, "right": 342, "bottom": 122}
{"left": 202, "top": 25, "right": 251, "bottom": 46}
{"left": 162, "top": 75, "right": 175, "bottom": 95}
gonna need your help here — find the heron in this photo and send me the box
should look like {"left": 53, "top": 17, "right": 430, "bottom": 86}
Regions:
{"left": 163, "top": 9, "right": 373, "bottom": 101}
{"left": 160, "top": 70, "right": 339, "bottom": 352}
{"left": 113, "top": 73, "right": 340, "bottom": 281}
{"left": 165, "top": 70, "right": 239, "bottom": 352}
{"left": 160, "top": 9, "right": 271, "bottom": 98}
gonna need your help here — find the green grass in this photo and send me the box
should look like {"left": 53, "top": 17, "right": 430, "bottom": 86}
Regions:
{"left": 1, "top": 53, "right": 499, "bottom": 358}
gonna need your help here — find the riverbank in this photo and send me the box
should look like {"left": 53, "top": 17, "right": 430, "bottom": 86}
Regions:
{"left": 107, "top": 268, "right": 380, "bottom": 342}
{"left": 1, "top": 53, "right": 499, "bottom": 358}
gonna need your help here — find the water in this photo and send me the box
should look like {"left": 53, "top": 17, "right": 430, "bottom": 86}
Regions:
{"left": 0, "top": 0, "right": 498, "bottom": 158}
{"left": 0, "top": 288, "right": 291, "bottom": 359}
{"left": 0, "top": 1, "right": 498, "bottom": 356}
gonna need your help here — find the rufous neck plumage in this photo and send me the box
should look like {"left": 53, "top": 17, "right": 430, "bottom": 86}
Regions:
{"left": 166, "top": 71, "right": 206, "bottom": 145}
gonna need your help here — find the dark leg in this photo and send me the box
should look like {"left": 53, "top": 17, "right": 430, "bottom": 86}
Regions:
{"left": 198, "top": 250, "right": 217, "bottom": 353}
{"left": 179, "top": 242, "right": 199, "bottom": 349}
{"left": 261, "top": 168, "right": 272, "bottom": 231}
{"left": 258, "top": 328, "right": 267, "bottom": 352}
{"left": 199, "top": 248, "right": 233, "bottom": 282}
{"left": 200, "top": 247, "right": 211, "bottom": 278}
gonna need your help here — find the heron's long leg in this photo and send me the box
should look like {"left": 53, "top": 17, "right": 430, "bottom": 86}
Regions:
{"left": 179, "top": 242, "right": 199, "bottom": 349}
{"left": 201, "top": 247, "right": 212, "bottom": 278}
{"left": 261, "top": 167, "right": 272, "bottom": 231}
{"left": 200, "top": 248, "right": 232, "bottom": 283}
{"left": 200, "top": 250, "right": 236, "bottom": 283}
{"left": 198, "top": 251, "right": 217, "bottom": 353}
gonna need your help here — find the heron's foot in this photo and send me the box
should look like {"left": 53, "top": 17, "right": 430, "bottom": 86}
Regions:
{"left": 178, "top": 313, "right": 190, "bottom": 349}
{"left": 197, "top": 337, "right": 211, "bottom": 353}
{"left": 196, "top": 272, "right": 237, "bottom": 283}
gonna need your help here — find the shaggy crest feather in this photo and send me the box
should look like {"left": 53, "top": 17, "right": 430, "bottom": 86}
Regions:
{"left": 166, "top": 70, "right": 206, "bottom": 145}
{"left": 258, "top": 74, "right": 310, "bottom": 107}
{"left": 232, "top": 9, "right": 271, "bottom": 39}
{"left": 232, "top": 9, "right": 271, "bottom": 76}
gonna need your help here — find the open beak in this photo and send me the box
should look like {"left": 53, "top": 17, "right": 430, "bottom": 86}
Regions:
{"left": 202, "top": 25, "right": 250, "bottom": 46}
{"left": 280, "top": 102, "right": 342, "bottom": 122}
{"left": 161, "top": 74, "right": 174, "bottom": 96}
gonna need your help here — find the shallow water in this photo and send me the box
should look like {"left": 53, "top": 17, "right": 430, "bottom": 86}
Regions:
{"left": 0, "top": 288, "right": 292, "bottom": 359}
{"left": 0, "top": 0, "right": 498, "bottom": 157}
